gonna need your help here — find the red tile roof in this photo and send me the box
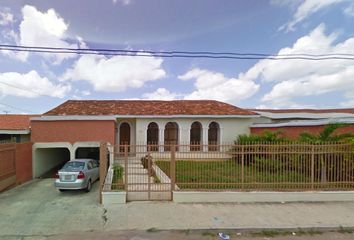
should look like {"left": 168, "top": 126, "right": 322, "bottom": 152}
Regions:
{"left": 251, "top": 108, "right": 354, "bottom": 114}
{"left": 0, "top": 114, "right": 39, "bottom": 130}
{"left": 44, "top": 100, "right": 257, "bottom": 116}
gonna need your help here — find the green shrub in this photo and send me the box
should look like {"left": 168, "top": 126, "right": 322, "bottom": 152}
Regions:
{"left": 235, "top": 130, "right": 288, "bottom": 144}
{"left": 113, "top": 164, "right": 123, "bottom": 179}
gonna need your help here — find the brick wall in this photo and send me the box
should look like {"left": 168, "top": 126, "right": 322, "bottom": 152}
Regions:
{"left": 31, "top": 120, "right": 116, "bottom": 144}
{"left": 251, "top": 124, "right": 354, "bottom": 140}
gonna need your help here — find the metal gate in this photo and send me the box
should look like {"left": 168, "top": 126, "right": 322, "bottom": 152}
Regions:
{"left": 116, "top": 144, "right": 176, "bottom": 201}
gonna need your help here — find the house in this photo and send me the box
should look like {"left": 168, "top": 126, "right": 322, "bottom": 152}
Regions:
{"left": 0, "top": 114, "right": 38, "bottom": 143}
{"left": 30, "top": 100, "right": 258, "bottom": 177}
{"left": 250, "top": 108, "right": 354, "bottom": 139}
{"left": 1, "top": 100, "right": 350, "bottom": 179}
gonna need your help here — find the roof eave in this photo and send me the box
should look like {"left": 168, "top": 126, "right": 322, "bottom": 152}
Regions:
{"left": 32, "top": 114, "right": 259, "bottom": 121}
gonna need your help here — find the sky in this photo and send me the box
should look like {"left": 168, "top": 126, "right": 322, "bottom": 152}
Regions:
{"left": 0, "top": 0, "right": 353, "bottom": 114}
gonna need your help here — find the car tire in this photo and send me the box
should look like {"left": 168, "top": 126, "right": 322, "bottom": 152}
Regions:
{"left": 85, "top": 180, "right": 92, "bottom": 192}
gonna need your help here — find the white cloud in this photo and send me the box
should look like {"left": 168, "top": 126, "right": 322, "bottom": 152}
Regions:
{"left": 344, "top": 3, "right": 354, "bottom": 17}
{"left": 178, "top": 68, "right": 259, "bottom": 103}
{"left": 62, "top": 54, "right": 166, "bottom": 92}
{"left": 0, "top": 70, "right": 70, "bottom": 98}
{"left": 113, "top": 0, "right": 132, "bottom": 5}
{"left": 0, "top": 7, "right": 14, "bottom": 26}
{"left": 240, "top": 24, "right": 354, "bottom": 107}
{"left": 340, "top": 99, "right": 354, "bottom": 108}
{"left": 143, "top": 88, "right": 178, "bottom": 100}
{"left": 280, "top": 0, "right": 345, "bottom": 32}
{"left": 18, "top": 5, "right": 81, "bottom": 63}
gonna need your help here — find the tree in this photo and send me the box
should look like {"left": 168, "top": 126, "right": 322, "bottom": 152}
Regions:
{"left": 299, "top": 123, "right": 353, "bottom": 183}
{"left": 299, "top": 123, "right": 353, "bottom": 143}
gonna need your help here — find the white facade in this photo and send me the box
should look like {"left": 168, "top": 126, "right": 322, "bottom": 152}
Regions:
{"left": 116, "top": 117, "right": 254, "bottom": 146}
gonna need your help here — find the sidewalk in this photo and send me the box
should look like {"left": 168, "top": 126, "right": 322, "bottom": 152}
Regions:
{"left": 104, "top": 201, "right": 354, "bottom": 230}
{"left": 1, "top": 179, "right": 354, "bottom": 238}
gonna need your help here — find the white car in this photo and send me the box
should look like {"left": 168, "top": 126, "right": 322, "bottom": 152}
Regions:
{"left": 55, "top": 159, "right": 99, "bottom": 192}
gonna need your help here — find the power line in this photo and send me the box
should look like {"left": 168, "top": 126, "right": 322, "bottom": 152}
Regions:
{"left": 0, "top": 102, "right": 35, "bottom": 113}
{"left": 1, "top": 43, "right": 354, "bottom": 57}
{"left": 1, "top": 44, "right": 354, "bottom": 60}
{"left": 0, "top": 81, "right": 52, "bottom": 97}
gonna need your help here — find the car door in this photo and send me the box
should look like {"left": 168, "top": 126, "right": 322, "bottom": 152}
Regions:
{"left": 86, "top": 161, "right": 94, "bottom": 181}
{"left": 92, "top": 160, "right": 99, "bottom": 181}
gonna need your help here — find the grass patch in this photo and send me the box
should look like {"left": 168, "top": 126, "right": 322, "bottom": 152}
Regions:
{"left": 156, "top": 159, "right": 310, "bottom": 190}
{"left": 251, "top": 230, "right": 290, "bottom": 237}
{"left": 201, "top": 231, "right": 215, "bottom": 237}
{"left": 338, "top": 226, "right": 353, "bottom": 234}
{"left": 146, "top": 227, "right": 160, "bottom": 233}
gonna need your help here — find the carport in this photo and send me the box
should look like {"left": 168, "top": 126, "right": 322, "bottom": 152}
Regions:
{"left": 33, "top": 142, "right": 112, "bottom": 179}
{"left": 33, "top": 143, "right": 71, "bottom": 178}
{"left": 75, "top": 147, "right": 100, "bottom": 160}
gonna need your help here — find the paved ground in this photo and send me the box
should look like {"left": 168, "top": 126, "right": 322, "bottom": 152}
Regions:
{"left": 0, "top": 179, "right": 104, "bottom": 237}
{"left": 2, "top": 230, "right": 354, "bottom": 240}
{"left": 1, "top": 179, "right": 354, "bottom": 239}
{"left": 105, "top": 201, "right": 354, "bottom": 230}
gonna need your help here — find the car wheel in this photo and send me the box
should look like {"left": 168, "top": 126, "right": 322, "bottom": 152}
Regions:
{"left": 85, "top": 180, "right": 92, "bottom": 192}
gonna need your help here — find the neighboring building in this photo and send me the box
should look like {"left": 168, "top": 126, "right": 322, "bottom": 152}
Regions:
{"left": 0, "top": 115, "right": 38, "bottom": 143}
{"left": 250, "top": 109, "right": 354, "bottom": 139}
{"left": 30, "top": 100, "right": 258, "bottom": 177}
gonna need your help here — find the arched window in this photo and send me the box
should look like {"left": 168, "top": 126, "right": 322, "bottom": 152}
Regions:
{"left": 119, "top": 122, "right": 130, "bottom": 152}
{"left": 208, "top": 122, "right": 219, "bottom": 151}
{"left": 147, "top": 122, "right": 159, "bottom": 151}
{"left": 164, "top": 122, "right": 179, "bottom": 151}
{"left": 190, "top": 121, "right": 202, "bottom": 151}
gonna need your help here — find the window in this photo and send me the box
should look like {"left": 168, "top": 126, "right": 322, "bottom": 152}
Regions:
{"left": 208, "top": 122, "right": 219, "bottom": 151}
{"left": 164, "top": 122, "right": 179, "bottom": 151}
{"left": 63, "top": 161, "right": 85, "bottom": 171}
{"left": 190, "top": 121, "right": 202, "bottom": 151}
{"left": 87, "top": 161, "right": 93, "bottom": 170}
{"left": 147, "top": 122, "right": 159, "bottom": 151}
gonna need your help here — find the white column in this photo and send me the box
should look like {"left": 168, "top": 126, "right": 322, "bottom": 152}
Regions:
{"left": 159, "top": 127, "right": 164, "bottom": 152}
{"left": 219, "top": 127, "right": 223, "bottom": 145}
{"left": 202, "top": 127, "right": 208, "bottom": 152}
{"left": 184, "top": 126, "right": 190, "bottom": 152}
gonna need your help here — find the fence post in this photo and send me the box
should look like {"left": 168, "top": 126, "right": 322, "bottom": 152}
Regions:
{"left": 170, "top": 144, "right": 176, "bottom": 197}
{"left": 241, "top": 145, "right": 244, "bottom": 190}
{"left": 124, "top": 145, "right": 128, "bottom": 192}
{"left": 148, "top": 153, "right": 151, "bottom": 200}
{"left": 311, "top": 144, "right": 315, "bottom": 190}
{"left": 99, "top": 142, "right": 107, "bottom": 204}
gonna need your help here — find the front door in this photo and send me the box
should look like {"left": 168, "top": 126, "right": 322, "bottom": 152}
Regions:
{"left": 119, "top": 122, "right": 130, "bottom": 152}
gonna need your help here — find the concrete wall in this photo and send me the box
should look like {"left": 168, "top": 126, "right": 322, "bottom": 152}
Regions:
{"left": 102, "top": 192, "right": 127, "bottom": 205}
{"left": 135, "top": 118, "right": 253, "bottom": 145}
{"left": 31, "top": 120, "right": 115, "bottom": 145}
{"left": 251, "top": 124, "right": 354, "bottom": 140}
{"left": 33, "top": 147, "right": 70, "bottom": 178}
{"left": 173, "top": 191, "right": 354, "bottom": 203}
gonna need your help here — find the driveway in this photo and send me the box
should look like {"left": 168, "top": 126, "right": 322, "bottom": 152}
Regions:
{"left": 0, "top": 178, "right": 105, "bottom": 237}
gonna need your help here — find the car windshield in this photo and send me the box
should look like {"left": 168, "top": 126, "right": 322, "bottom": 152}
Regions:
{"left": 62, "top": 161, "right": 85, "bottom": 172}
